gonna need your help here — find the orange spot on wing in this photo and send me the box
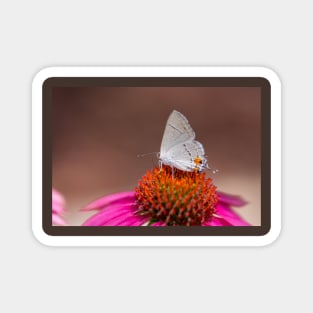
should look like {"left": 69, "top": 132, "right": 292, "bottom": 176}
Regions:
{"left": 194, "top": 157, "right": 202, "bottom": 165}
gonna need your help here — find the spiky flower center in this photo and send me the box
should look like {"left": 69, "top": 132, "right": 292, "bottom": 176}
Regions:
{"left": 135, "top": 166, "right": 218, "bottom": 226}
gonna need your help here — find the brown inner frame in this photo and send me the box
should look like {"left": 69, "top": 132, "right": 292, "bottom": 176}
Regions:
{"left": 43, "top": 77, "right": 271, "bottom": 236}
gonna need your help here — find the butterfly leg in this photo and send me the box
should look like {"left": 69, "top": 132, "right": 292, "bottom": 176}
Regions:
{"left": 158, "top": 160, "right": 163, "bottom": 173}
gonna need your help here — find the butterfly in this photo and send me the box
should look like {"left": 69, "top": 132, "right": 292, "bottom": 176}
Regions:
{"left": 159, "top": 110, "right": 209, "bottom": 172}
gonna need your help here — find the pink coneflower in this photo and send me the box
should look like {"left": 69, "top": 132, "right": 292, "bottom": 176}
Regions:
{"left": 52, "top": 188, "right": 67, "bottom": 226}
{"left": 82, "top": 166, "right": 250, "bottom": 226}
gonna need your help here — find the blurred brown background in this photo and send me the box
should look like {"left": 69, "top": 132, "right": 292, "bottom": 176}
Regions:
{"left": 52, "top": 86, "right": 261, "bottom": 226}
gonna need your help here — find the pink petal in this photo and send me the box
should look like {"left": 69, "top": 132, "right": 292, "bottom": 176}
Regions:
{"left": 204, "top": 218, "right": 225, "bottom": 226}
{"left": 52, "top": 213, "right": 67, "bottom": 226}
{"left": 82, "top": 191, "right": 135, "bottom": 211}
{"left": 52, "top": 189, "right": 65, "bottom": 206}
{"left": 88, "top": 202, "right": 135, "bottom": 221}
{"left": 116, "top": 216, "right": 148, "bottom": 226}
{"left": 217, "top": 192, "right": 247, "bottom": 207}
{"left": 52, "top": 188, "right": 65, "bottom": 214}
{"left": 151, "top": 221, "right": 166, "bottom": 226}
{"left": 215, "top": 204, "right": 250, "bottom": 226}
{"left": 83, "top": 203, "right": 137, "bottom": 226}
{"left": 102, "top": 213, "right": 147, "bottom": 226}
{"left": 52, "top": 202, "right": 64, "bottom": 214}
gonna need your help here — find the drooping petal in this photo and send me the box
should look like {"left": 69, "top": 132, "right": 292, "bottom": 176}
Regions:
{"left": 52, "top": 213, "right": 67, "bottom": 226}
{"left": 102, "top": 212, "right": 147, "bottom": 226}
{"left": 83, "top": 203, "right": 141, "bottom": 226}
{"left": 151, "top": 221, "right": 167, "bottom": 226}
{"left": 215, "top": 203, "right": 250, "bottom": 226}
{"left": 116, "top": 216, "right": 148, "bottom": 226}
{"left": 52, "top": 189, "right": 65, "bottom": 207}
{"left": 82, "top": 191, "right": 135, "bottom": 211}
{"left": 52, "top": 188, "right": 67, "bottom": 225}
{"left": 203, "top": 218, "right": 227, "bottom": 226}
{"left": 92, "top": 201, "right": 135, "bottom": 218}
{"left": 217, "top": 192, "right": 247, "bottom": 207}
{"left": 52, "top": 203, "right": 64, "bottom": 214}
{"left": 52, "top": 189, "right": 65, "bottom": 213}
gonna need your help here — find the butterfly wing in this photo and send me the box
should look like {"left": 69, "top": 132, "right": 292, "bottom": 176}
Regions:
{"left": 160, "top": 110, "right": 195, "bottom": 155}
{"left": 166, "top": 140, "right": 207, "bottom": 171}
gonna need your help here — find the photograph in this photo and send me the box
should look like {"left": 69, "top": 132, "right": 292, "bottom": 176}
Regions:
{"left": 51, "top": 82, "right": 262, "bottom": 229}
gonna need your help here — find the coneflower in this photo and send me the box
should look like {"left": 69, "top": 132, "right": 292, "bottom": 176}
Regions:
{"left": 82, "top": 166, "right": 250, "bottom": 226}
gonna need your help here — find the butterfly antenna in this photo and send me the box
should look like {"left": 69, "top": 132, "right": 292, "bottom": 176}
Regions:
{"left": 137, "top": 152, "right": 159, "bottom": 158}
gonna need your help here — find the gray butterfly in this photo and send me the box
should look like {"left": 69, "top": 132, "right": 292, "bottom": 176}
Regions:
{"left": 159, "top": 110, "right": 208, "bottom": 172}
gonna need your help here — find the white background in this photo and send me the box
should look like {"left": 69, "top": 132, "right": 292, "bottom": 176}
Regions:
{"left": 1, "top": 1, "right": 311, "bottom": 312}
